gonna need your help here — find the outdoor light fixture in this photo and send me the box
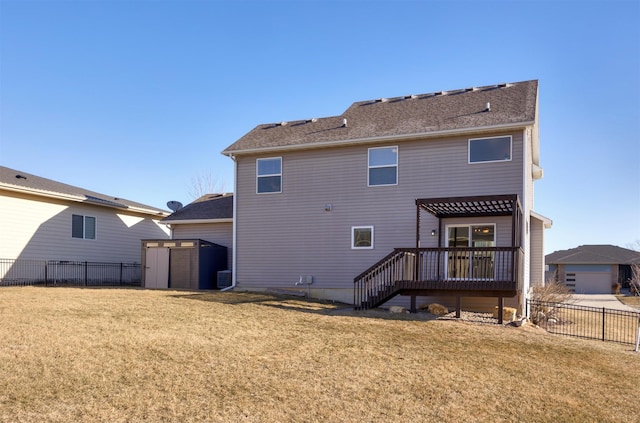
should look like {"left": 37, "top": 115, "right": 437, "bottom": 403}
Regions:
{"left": 431, "top": 229, "right": 437, "bottom": 236}
{"left": 324, "top": 204, "right": 332, "bottom": 212}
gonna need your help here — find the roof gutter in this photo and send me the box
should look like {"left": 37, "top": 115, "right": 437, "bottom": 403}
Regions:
{"left": 0, "top": 183, "right": 168, "bottom": 217}
{"left": 221, "top": 120, "right": 535, "bottom": 156}
{"left": 160, "top": 218, "right": 233, "bottom": 225}
{"left": 0, "top": 183, "right": 86, "bottom": 202}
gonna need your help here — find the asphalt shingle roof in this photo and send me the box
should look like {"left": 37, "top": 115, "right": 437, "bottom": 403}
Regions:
{"left": 161, "top": 194, "right": 233, "bottom": 222}
{"left": 0, "top": 166, "right": 168, "bottom": 215}
{"left": 223, "top": 80, "right": 538, "bottom": 154}
{"left": 545, "top": 245, "right": 640, "bottom": 265}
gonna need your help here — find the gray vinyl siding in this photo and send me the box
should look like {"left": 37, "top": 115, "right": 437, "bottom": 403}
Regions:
{"left": 0, "top": 190, "right": 169, "bottom": 263}
{"left": 235, "top": 132, "right": 525, "bottom": 293}
{"left": 171, "top": 223, "right": 233, "bottom": 269}
{"left": 529, "top": 216, "right": 545, "bottom": 287}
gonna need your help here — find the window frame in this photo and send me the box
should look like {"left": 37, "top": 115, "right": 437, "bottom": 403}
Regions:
{"left": 468, "top": 136, "right": 512, "bottom": 164}
{"left": 368, "top": 146, "right": 398, "bottom": 187}
{"left": 72, "top": 214, "right": 97, "bottom": 240}
{"left": 351, "top": 226, "right": 374, "bottom": 250}
{"left": 256, "top": 157, "right": 283, "bottom": 194}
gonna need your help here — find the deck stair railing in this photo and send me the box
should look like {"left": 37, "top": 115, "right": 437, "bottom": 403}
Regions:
{"left": 354, "top": 247, "right": 519, "bottom": 310}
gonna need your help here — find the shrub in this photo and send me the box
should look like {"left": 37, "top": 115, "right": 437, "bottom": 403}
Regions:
{"left": 529, "top": 271, "right": 572, "bottom": 326}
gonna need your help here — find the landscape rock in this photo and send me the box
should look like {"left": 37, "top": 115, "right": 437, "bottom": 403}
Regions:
{"left": 492, "top": 306, "right": 517, "bottom": 322}
{"left": 428, "top": 303, "right": 449, "bottom": 315}
{"left": 389, "top": 306, "right": 409, "bottom": 314}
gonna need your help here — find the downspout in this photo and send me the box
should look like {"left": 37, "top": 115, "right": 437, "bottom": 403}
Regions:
{"left": 221, "top": 153, "right": 237, "bottom": 292}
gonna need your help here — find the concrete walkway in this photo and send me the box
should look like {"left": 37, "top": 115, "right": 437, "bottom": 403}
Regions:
{"left": 569, "top": 294, "right": 640, "bottom": 312}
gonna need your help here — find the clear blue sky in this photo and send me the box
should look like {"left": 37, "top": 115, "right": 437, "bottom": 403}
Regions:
{"left": 1, "top": 0, "right": 638, "bottom": 254}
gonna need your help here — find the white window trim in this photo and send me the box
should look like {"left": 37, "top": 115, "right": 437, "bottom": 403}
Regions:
{"left": 73, "top": 214, "right": 97, "bottom": 240}
{"left": 351, "top": 226, "right": 374, "bottom": 250}
{"left": 468, "top": 136, "right": 512, "bottom": 164}
{"left": 256, "top": 157, "right": 282, "bottom": 194}
{"left": 367, "top": 146, "right": 398, "bottom": 187}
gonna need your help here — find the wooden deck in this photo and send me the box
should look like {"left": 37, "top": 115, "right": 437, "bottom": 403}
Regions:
{"left": 354, "top": 247, "right": 522, "bottom": 311}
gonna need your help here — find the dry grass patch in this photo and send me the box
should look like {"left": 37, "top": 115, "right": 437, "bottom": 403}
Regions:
{"left": 618, "top": 295, "right": 640, "bottom": 308}
{"left": 1, "top": 287, "right": 639, "bottom": 422}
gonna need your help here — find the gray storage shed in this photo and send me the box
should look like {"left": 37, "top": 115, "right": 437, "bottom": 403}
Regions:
{"left": 142, "top": 239, "right": 228, "bottom": 290}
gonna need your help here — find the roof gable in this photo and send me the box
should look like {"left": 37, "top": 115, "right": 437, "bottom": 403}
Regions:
{"left": 0, "top": 166, "right": 168, "bottom": 216}
{"left": 223, "top": 80, "right": 538, "bottom": 154}
{"left": 546, "top": 245, "right": 640, "bottom": 265}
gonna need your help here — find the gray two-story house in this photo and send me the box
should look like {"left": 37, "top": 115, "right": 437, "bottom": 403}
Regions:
{"left": 222, "top": 80, "right": 551, "bottom": 317}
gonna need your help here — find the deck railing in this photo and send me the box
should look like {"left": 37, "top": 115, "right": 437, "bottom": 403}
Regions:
{"left": 354, "top": 247, "right": 521, "bottom": 309}
{"left": 0, "top": 258, "right": 141, "bottom": 287}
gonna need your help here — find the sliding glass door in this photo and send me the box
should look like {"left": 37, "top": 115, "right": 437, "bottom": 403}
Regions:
{"left": 447, "top": 225, "right": 495, "bottom": 280}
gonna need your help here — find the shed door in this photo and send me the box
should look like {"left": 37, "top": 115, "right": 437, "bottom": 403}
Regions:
{"left": 145, "top": 247, "right": 169, "bottom": 289}
{"left": 170, "top": 248, "right": 196, "bottom": 289}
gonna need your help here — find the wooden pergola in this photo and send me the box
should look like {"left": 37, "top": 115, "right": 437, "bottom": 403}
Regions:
{"left": 416, "top": 194, "right": 523, "bottom": 249}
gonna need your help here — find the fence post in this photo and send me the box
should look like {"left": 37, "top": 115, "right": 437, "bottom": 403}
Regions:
{"left": 84, "top": 261, "right": 88, "bottom": 286}
{"left": 120, "top": 263, "right": 123, "bottom": 286}
{"left": 634, "top": 317, "right": 640, "bottom": 352}
{"left": 602, "top": 307, "right": 606, "bottom": 342}
{"left": 45, "top": 261, "right": 48, "bottom": 286}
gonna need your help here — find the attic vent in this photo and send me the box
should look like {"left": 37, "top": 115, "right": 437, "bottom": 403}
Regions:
{"left": 375, "top": 98, "right": 388, "bottom": 103}
{"left": 498, "top": 83, "right": 508, "bottom": 88}
{"left": 404, "top": 95, "right": 418, "bottom": 100}
{"left": 311, "top": 118, "right": 318, "bottom": 122}
{"left": 15, "top": 174, "right": 27, "bottom": 180}
{"left": 433, "top": 91, "right": 442, "bottom": 96}
{"left": 342, "top": 118, "right": 348, "bottom": 127}
{"left": 485, "top": 102, "right": 491, "bottom": 112}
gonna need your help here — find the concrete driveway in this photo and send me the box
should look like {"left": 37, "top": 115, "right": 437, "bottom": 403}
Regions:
{"left": 569, "top": 294, "right": 640, "bottom": 312}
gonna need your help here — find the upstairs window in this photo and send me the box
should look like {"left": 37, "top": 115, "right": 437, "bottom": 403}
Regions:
{"left": 469, "top": 136, "right": 512, "bottom": 163}
{"left": 256, "top": 157, "right": 282, "bottom": 194}
{"left": 72, "top": 214, "right": 96, "bottom": 239}
{"left": 368, "top": 146, "right": 398, "bottom": 186}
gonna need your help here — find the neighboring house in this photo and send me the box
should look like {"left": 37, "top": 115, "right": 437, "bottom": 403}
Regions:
{"left": 222, "top": 80, "right": 551, "bottom": 316}
{"left": 0, "top": 166, "right": 170, "bottom": 267}
{"left": 546, "top": 245, "right": 640, "bottom": 294}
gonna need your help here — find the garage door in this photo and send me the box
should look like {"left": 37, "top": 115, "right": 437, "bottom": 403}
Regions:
{"left": 565, "top": 271, "right": 612, "bottom": 294}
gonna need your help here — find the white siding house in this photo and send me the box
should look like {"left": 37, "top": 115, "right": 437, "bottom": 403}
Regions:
{"left": 0, "top": 166, "right": 170, "bottom": 267}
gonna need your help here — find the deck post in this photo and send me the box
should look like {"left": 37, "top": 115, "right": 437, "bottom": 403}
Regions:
{"left": 498, "top": 296, "right": 504, "bottom": 324}
{"left": 410, "top": 295, "right": 416, "bottom": 313}
{"left": 456, "top": 296, "right": 461, "bottom": 318}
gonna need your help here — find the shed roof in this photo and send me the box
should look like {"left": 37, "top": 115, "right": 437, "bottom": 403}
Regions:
{"left": 0, "top": 166, "right": 168, "bottom": 216}
{"left": 546, "top": 245, "right": 640, "bottom": 265}
{"left": 161, "top": 193, "right": 233, "bottom": 223}
{"left": 223, "top": 80, "right": 538, "bottom": 155}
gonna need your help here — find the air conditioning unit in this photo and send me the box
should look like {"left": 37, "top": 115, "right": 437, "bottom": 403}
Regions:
{"left": 217, "top": 270, "right": 232, "bottom": 289}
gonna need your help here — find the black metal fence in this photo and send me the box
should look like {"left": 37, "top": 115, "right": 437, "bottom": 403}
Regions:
{"left": 527, "top": 299, "right": 640, "bottom": 345}
{"left": 0, "top": 258, "right": 141, "bottom": 287}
